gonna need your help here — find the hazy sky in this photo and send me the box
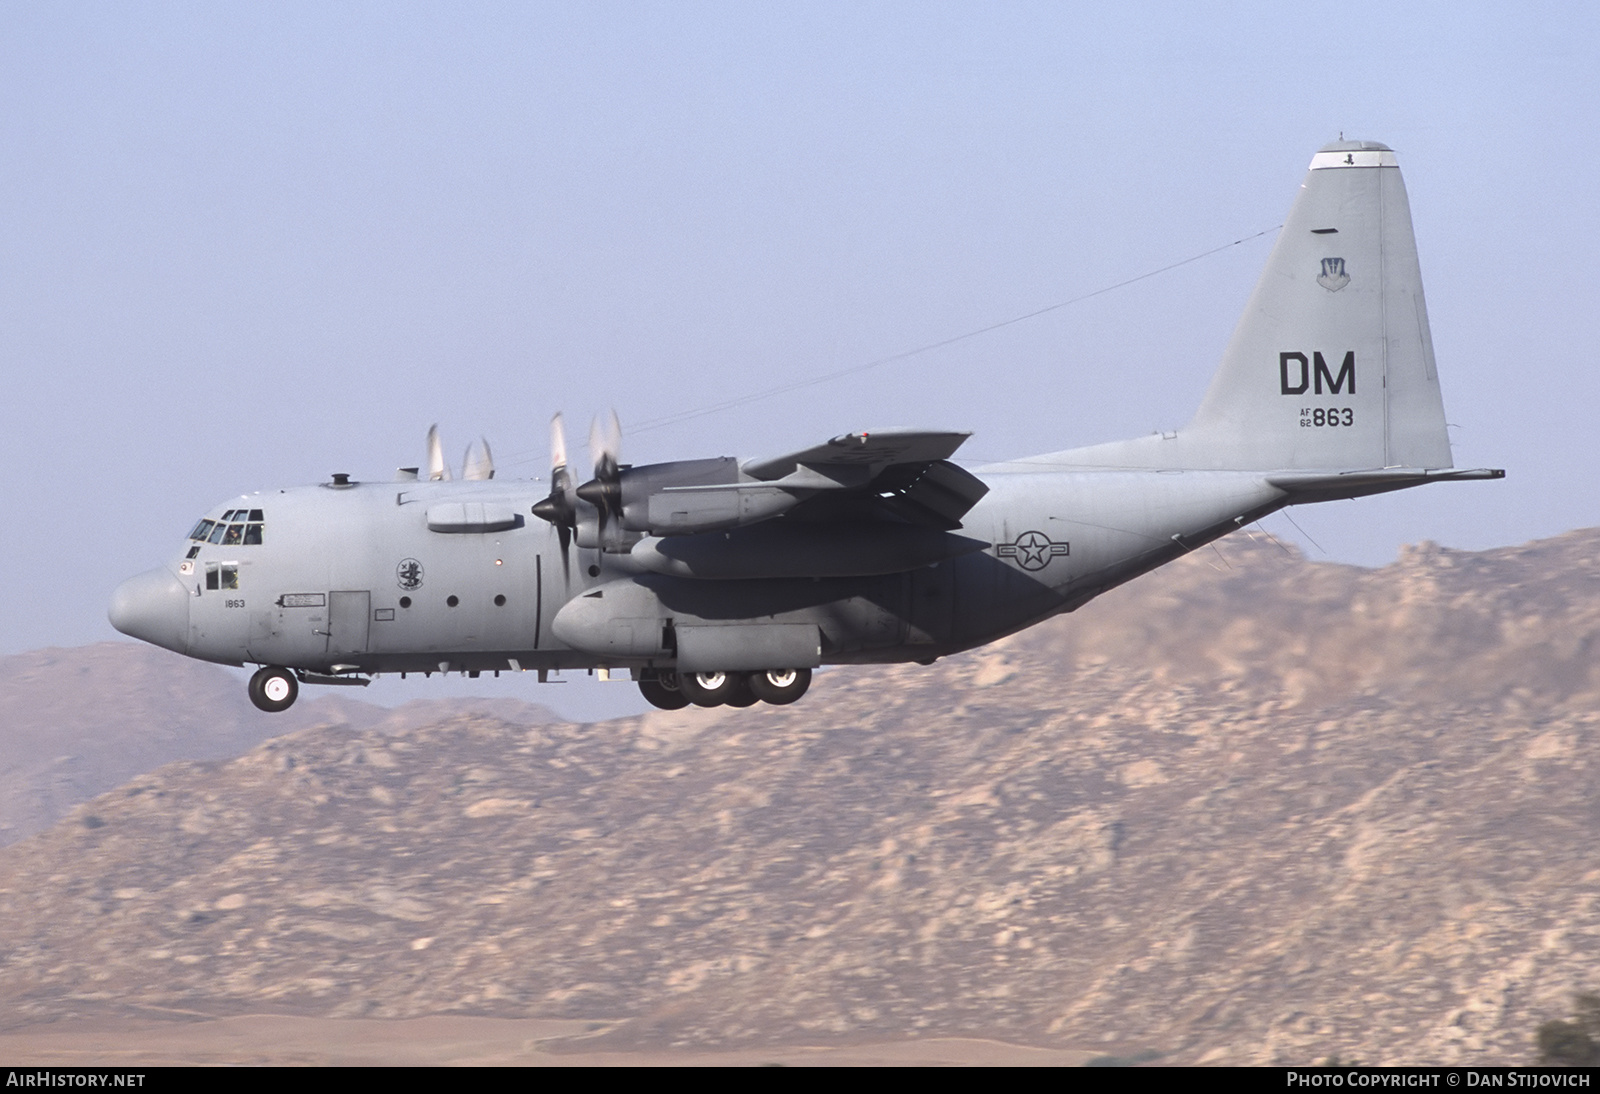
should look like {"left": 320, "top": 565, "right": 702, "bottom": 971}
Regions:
{"left": 2, "top": 3, "right": 1595, "bottom": 720}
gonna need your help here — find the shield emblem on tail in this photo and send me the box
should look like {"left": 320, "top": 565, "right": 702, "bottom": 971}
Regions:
{"left": 1317, "top": 256, "right": 1350, "bottom": 292}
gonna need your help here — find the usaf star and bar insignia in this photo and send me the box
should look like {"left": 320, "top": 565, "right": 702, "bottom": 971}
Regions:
{"left": 997, "top": 530, "right": 1070, "bottom": 571}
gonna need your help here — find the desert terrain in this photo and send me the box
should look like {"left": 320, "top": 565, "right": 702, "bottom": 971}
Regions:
{"left": 2, "top": 530, "right": 1597, "bottom": 1065}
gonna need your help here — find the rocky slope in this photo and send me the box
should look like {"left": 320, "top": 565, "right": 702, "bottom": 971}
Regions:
{"left": 1, "top": 530, "right": 1597, "bottom": 1065}
{"left": 0, "top": 644, "right": 560, "bottom": 843}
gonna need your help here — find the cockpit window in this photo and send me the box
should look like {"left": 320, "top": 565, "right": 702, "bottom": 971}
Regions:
{"left": 190, "top": 511, "right": 265, "bottom": 545}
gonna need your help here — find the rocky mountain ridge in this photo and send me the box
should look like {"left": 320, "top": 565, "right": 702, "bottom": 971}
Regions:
{"left": 0, "top": 643, "right": 561, "bottom": 843}
{"left": 1, "top": 529, "right": 1596, "bottom": 1065}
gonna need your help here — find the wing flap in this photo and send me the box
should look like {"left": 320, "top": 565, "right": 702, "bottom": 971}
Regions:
{"left": 742, "top": 428, "right": 971, "bottom": 481}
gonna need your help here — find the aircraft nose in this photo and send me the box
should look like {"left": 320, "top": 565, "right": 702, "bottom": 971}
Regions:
{"left": 108, "top": 567, "right": 191, "bottom": 654}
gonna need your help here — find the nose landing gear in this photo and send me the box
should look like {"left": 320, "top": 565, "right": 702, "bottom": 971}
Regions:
{"left": 248, "top": 666, "right": 299, "bottom": 713}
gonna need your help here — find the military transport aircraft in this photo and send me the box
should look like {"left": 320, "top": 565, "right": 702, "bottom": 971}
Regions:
{"left": 110, "top": 140, "right": 1501, "bottom": 713}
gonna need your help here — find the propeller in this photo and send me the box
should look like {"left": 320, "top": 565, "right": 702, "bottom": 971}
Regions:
{"left": 426, "top": 424, "right": 451, "bottom": 481}
{"left": 577, "top": 409, "right": 624, "bottom": 542}
{"left": 462, "top": 437, "right": 495, "bottom": 481}
{"left": 530, "top": 413, "right": 578, "bottom": 578}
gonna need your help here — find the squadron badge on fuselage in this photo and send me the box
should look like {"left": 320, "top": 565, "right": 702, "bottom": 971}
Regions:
{"left": 396, "top": 558, "right": 425, "bottom": 590}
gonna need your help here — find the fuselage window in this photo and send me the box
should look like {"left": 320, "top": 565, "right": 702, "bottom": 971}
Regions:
{"left": 205, "top": 563, "right": 240, "bottom": 591}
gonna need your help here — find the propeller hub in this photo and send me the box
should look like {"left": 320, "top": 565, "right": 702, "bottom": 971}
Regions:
{"left": 576, "top": 477, "right": 619, "bottom": 508}
{"left": 531, "top": 495, "right": 570, "bottom": 525}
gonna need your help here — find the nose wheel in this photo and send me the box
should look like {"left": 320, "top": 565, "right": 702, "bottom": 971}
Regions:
{"left": 248, "top": 666, "right": 299, "bottom": 713}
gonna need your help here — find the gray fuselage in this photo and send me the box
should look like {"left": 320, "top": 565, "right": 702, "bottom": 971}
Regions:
{"left": 128, "top": 467, "right": 1287, "bottom": 676}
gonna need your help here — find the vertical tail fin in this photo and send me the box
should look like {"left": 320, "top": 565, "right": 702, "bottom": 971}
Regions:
{"left": 1049, "top": 140, "right": 1453, "bottom": 471}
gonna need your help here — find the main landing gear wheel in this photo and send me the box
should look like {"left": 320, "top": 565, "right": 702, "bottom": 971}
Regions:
{"left": 676, "top": 670, "right": 748, "bottom": 708}
{"left": 248, "top": 666, "right": 299, "bottom": 713}
{"left": 639, "top": 670, "right": 690, "bottom": 711}
{"left": 748, "top": 668, "right": 811, "bottom": 705}
{"left": 723, "top": 676, "right": 758, "bottom": 707}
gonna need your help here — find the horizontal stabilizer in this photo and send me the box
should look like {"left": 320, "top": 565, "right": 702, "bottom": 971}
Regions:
{"left": 1268, "top": 466, "right": 1504, "bottom": 503}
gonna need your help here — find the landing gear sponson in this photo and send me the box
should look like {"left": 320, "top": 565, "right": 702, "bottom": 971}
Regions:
{"left": 639, "top": 668, "right": 811, "bottom": 710}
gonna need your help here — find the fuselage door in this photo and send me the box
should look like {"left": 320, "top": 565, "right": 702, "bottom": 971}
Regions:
{"left": 327, "top": 590, "right": 371, "bottom": 656}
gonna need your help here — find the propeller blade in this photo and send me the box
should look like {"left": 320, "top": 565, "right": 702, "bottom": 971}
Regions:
{"left": 588, "top": 410, "right": 622, "bottom": 481}
{"left": 603, "top": 407, "right": 622, "bottom": 471}
{"left": 462, "top": 437, "right": 495, "bottom": 481}
{"left": 552, "top": 413, "right": 578, "bottom": 513}
{"left": 532, "top": 413, "right": 578, "bottom": 582}
{"left": 550, "top": 412, "right": 568, "bottom": 475}
{"left": 426, "top": 424, "right": 451, "bottom": 481}
{"left": 587, "top": 415, "right": 606, "bottom": 480}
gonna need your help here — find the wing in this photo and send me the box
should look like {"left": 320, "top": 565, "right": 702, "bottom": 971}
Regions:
{"left": 640, "top": 428, "right": 988, "bottom": 536}
{"left": 741, "top": 427, "right": 974, "bottom": 481}
{"left": 750, "top": 428, "right": 988, "bottom": 530}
